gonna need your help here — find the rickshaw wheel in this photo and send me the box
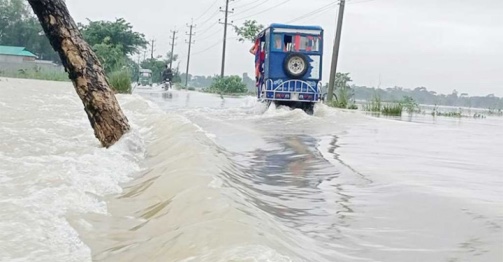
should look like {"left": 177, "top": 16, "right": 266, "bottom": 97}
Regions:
{"left": 283, "top": 52, "right": 309, "bottom": 79}
{"left": 302, "top": 102, "right": 314, "bottom": 115}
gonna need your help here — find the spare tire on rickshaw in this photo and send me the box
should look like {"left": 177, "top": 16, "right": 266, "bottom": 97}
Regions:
{"left": 283, "top": 52, "right": 309, "bottom": 79}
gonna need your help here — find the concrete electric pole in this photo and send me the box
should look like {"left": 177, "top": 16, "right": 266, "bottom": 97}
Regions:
{"left": 327, "top": 0, "right": 346, "bottom": 103}
{"left": 219, "top": 0, "right": 234, "bottom": 78}
{"left": 169, "top": 29, "right": 178, "bottom": 70}
{"left": 185, "top": 20, "right": 196, "bottom": 88}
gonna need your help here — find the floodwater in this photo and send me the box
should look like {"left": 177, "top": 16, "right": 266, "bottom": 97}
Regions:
{"left": 1, "top": 78, "right": 502, "bottom": 262}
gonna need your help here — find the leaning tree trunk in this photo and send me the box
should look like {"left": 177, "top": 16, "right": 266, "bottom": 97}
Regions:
{"left": 28, "top": 0, "right": 130, "bottom": 148}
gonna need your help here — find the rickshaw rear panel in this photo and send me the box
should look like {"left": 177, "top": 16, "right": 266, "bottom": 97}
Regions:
{"left": 252, "top": 23, "right": 324, "bottom": 115}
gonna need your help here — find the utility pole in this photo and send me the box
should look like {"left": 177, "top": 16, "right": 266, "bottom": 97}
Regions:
{"left": 150, "top": 39, "right": 156, "bottom": 59}
{"left": 185, "top": 20, "right": 196, "bottom": 88}
{"left": 219, "top": 0, "right": 234, "bottom": 78}
{"left": 327, "top": 0, "right": 346, "bottom": 103}
{"left": 169, "top": 29, "right": 178, "bottom": 70}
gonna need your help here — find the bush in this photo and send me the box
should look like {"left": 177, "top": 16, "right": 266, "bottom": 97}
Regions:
{"left": 401, "top": 96, "right": 419, "bottom": 114}
{"left": 108, "top": 70, "right": 132, "bottom": 94}
{"left": 187, "top": 87, "right": 195, "bottom": 91}
{"left": 209, "top": 75, "right": 247, "bottom": 94}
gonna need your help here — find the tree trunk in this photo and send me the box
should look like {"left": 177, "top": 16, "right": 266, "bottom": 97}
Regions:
{"left": 28, "top": 0, "right": 130, "bottom": 148}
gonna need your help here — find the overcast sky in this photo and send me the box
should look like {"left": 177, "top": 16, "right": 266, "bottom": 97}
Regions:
{"left": 66, "top": 0, "right": 503, "bottom": 96}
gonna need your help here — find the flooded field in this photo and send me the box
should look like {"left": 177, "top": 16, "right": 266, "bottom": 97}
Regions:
{"left": 1, "top": 78, "right": 502, "bottom": 262}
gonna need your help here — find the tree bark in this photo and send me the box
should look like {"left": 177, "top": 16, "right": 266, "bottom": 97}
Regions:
{"left": 28, "top": 0, "right": 130, "bottom": 148}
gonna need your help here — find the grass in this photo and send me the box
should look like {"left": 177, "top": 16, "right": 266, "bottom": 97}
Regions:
{"left": 108, "top": 70, "right": 132, "bottom": 94}
{"left": 0, "top": 68, "right": 69, "bottom": 82}
{"left": 363, "top": 93, "right": 404, "bottom": 116}
{"left": 431, "top": 105, "right": 486, "bottom": 118}
{"left": 327, "top": 87, "right": 358, "bottom": 110}
{"left": 363, "top": 93, "right": 382, "bottom": 112}
{"left": 381, "top": 103, "right": 403, "bottom": 116}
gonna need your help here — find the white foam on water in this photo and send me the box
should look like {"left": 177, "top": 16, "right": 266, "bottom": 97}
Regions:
{"left": 0, "top": 82, "right": 156, "bottom": 262}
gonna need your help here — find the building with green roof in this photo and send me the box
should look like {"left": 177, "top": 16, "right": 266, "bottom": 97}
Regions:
{"left": 0, "top": 45, "right": 38, "bottom": 63}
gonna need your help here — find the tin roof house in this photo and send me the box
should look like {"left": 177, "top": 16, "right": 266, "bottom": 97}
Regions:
{"left": 0, "top": 46, "right": 38, "bottom": 63}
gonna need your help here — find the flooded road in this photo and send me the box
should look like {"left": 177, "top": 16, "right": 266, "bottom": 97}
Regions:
{"left": 1, "top": 80, "right": 502, "bottom": 262}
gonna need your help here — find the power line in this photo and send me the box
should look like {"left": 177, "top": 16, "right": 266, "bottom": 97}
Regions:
{"left": 198, "top": 9, "right": 220, "bottom": 26}
{"left": 233, "top": 0, "right": 266, "bottom": 10}
{"left": 230, "top": 0, "right": 268, "bottom": 18}
{"left": 233, "top": 0, "right": 292, "bottom": 21}
{"left": 192, "top": 40, "right": 223, "bottom": 56}
{"left": 192, "top": 37, "right": 239, "bottom": 56}
{"left": 197, "top": 28, "right": 223, "bottom": 42}
{"left": 196, "top": 20, "right": 219, "bottom": 36}
{"left": 194, "top": 0, "right": 219, "bottom": 21}
{"left": 286, "top": 2, "right": 337, "bottom": 23}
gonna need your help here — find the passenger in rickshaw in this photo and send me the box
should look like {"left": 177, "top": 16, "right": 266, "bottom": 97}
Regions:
{"left": 249, "top": 39, "right": 266, "bottom": 97}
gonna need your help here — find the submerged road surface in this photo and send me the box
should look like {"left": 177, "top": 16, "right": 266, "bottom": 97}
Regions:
{"left": 1, "top": 80, "right": 502, "bottom": 262}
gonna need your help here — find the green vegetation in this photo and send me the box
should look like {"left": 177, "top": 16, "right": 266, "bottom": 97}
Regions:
{"left": 364, "top": 92, "right": 382, "bottom": 112}
{"left": 362, "top": 93, "right": 418, "bottom": 116}
{"left": 233, "top": 20, "right": 264, "bottom": 43}
{"left": 208, "top": 76, "right": 247, "bottom": 95}
{"left": 327, "top": 73, "right": 358, "bottom": 110}
{"left": 78, "top": 18, "right": 148, "bottom": 57}
{"left": 108, "top": 70, "right": 132, "bottom": 94}
{"left": 401, "top": 95, "right": 420, "bottom": 114}
{"left": 429, "top": 105, "right": 486, "bottom": 118}
{"left": 381, "top": 103, "right": 403, "bottom": 116}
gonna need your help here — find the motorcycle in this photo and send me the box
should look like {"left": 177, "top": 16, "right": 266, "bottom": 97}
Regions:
{"left": 162, "top": 80, "right": 171, "bottom": 91}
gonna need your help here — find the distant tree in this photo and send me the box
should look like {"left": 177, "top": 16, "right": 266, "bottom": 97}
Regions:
{"left": 78, "top": 18, "right": 147, "bottom": 56}
{"left": 233, "top": 20, "right": 264, "bottom": 43}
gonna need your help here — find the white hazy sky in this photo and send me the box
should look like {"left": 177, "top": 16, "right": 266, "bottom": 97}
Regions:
{"left": 65, "top": 0, "right": 503, "bottom": 96}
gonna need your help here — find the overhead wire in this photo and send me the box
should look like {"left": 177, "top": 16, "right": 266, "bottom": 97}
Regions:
{"left": 196, "top": 20, "right": 220, "bottom": 36}
{"left": 233, "top": 0, "right": 293, "bottom": 21}
{"left": 285, "top": 2, "right": 337, "bottom": 23}
{"left": 197, "top": 9, "right": 220, "bottom": 27}
{"left": 233, "top": 0, "right": 261, "bottom": 10}
{"left": 191, "top": 37, "right": 238, "bottom": 56}
{"left": 196, "top": 28, "right": 223, "bottom": 42}
{"left": 230, "top": 0, "right": 269, "bottom": 18}
{"left": 194, "top": 0, "right": 219, "bottom": 22}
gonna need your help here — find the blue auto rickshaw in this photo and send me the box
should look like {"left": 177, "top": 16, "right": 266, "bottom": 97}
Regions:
{"left": 252, "top": 23, "right": 324, "bottom": 115}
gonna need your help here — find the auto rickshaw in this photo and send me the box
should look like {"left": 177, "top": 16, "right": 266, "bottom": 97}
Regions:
{"left": 251, "top": 23, "right": 324, "bottom": 115}
{"left": 138, "top": 69, "right": 153, "bottom": 87}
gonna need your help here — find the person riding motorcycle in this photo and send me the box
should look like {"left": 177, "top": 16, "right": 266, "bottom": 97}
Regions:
{"left": 161, "top": 65, "right": 173, "bottom": 89}
{"left": 162, "top": 65, "right": 173, "bottom": 82}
